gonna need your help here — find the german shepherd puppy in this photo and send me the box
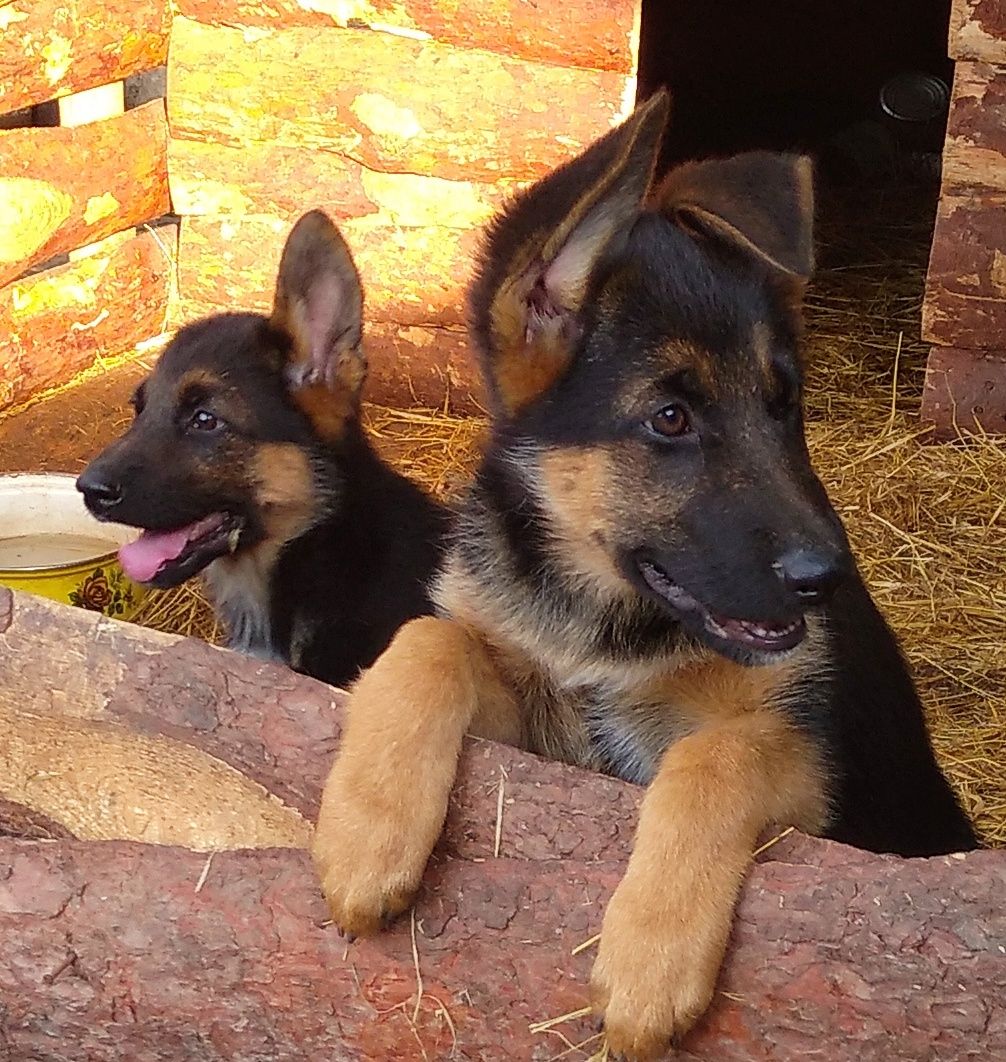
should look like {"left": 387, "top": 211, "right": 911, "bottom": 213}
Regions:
{"left": 77, "top": 210, "right": 448, "bottom": 689}
{"left": 312, "top": 93, "right": 976, "bottom": 1056}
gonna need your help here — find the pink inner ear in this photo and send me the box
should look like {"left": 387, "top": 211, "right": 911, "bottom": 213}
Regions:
{"left": 524, "top": 204, "right": 620, "bottom": 346}
{"left": 525, "top": 276, "right": 564, "bottom": 344}
{"left": 304, "top": 274, "right": 345, "bottom": 384}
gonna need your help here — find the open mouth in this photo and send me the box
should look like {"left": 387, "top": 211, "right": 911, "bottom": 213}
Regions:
{"left": 118, "top": 512, "right": 244, "bottom": 588}
{"left": 635, "top": 557, "right": 806, "bottom": 655}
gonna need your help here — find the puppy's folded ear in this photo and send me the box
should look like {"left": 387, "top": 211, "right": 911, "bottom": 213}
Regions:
{"left": 655, "top": 152, "right": 815, "bottom": 307}
{"left": 271, "top": 209, "right": 366, "bottom": 439}
{"left": 470, "top": 90, "right": 669, "bottom": 418}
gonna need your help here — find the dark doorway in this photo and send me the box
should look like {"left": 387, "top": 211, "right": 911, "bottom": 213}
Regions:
{"left": 637, "top": 0, "right": 956, "bottom": 409}
{"left": 638, "top": 0, "right": 953, "bottom": 180}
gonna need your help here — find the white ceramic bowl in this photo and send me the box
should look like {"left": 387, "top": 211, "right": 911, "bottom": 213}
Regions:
{"left": 0, "top": 473, "right": 146, "bottom": 619}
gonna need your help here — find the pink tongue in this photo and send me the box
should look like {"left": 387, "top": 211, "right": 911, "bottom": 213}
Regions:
{"left": 118, "top": 528, "right": 193, "bottom": 583}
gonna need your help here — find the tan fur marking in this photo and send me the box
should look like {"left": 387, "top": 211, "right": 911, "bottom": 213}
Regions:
{"left": 206, "top": 442, "right": 320, "bottom": 654}
{"left": 793, "top": 155, "right": 815, "bottom": 233}
{"left": 657, "top": 339, "right": 719, "bottom": 395}
{"left": 591, "top": 710, "right": 827, "bottom": 1057}
{"left": 313, "top": 617, "right": 521, "bottom": 935}
{"left": 175, "top": 369, "right": 227, "bottom": 409}
{"left": 492, "top": 341, "right": 577, "bottom": 420}
{"left": 292, "top": 378, "right": 359, "bottom": 443}
{"left": 252, "top": 442, "right": 317, "bottom": 544}
{"left": 751, "top": 320, "right": 774, "bottom": 383}
{"left": 177, "top": 369, "right": 224, "bottom": 392}
{"left": 641, "top": 645, "right": 798, "bottom": 728}
{"left": 534, "top": 446, "right": 628, "bottom": 597}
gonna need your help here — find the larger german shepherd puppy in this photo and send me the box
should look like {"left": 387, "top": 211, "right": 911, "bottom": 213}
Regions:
{"left": 312, "top": 93, "right": 976, "bottom": 1057}
{"left": 78, "top": 211, "right": 447, "bottom": 689}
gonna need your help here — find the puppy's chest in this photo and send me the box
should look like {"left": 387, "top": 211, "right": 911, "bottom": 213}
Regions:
{"left": 205, "top": 554, "right": 283, "bottom": 663}
{"left": 522, "top": 650, "right": 805, "bottom": 786}
{"left": 578, "top": 691, "right": 688, "bottom": 784}
{"left": 523, "top": 674, "right": 696, "bottom": 787}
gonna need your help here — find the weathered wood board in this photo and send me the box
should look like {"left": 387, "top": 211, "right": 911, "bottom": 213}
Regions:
{"left": 921, "top": 59, "right": 1006, "bottom": 433}
{"left": 360, "top": 322, "right": 481, "bottom": 411}
{"left": 168, "top": 135, "right": 514, "bottom": 227}
{"left": 0, "top": 0, "right": 168, "bottom": 116}
{"left": 922, "top": 191, "right": 1006, "bottom": 349}
{"left": 0, "top": 101, "right": 169, "bottom": 286}
{"left": 0, "top": 588, "right": 1004, "bottom": 1061}
{"left": 941, "top": 62, "right": 1006, "bottom": 192}
{"left": 175, "top": 0, "right": 640, "bottom": 74}
{"left": 167, "top": 16, "right": 629, "bottom": 183}
{"left": 176, "top": 214, "right": 478, "bottom": 327}
{"left": 920, "top": 345, "right": 1006, "bottom": 437}
{"left": 950, "top": 0, "right": 1006, "bottom": 63}
{"left": 0, "top": 228, "right": 174, "bottom": 410}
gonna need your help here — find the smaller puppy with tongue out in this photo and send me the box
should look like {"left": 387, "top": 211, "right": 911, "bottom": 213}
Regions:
{"left": 77, "top": 210, "right": 448, "bottom": 689}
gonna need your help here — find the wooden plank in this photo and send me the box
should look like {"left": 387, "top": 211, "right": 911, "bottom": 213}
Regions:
{"left": 0, "top": 0, "right": 168, "bottom": 116}
{"left": 364, "top": 322, "right": 482, "bottom": 412}
{"left": 0, "top": 101, "right": 169, "bottom": 286}
{"left": 0, "top": 588, "right": 1004, "bottom": 1061}
{"left": 942, "top": 62, "right": 1006, "bottom": 192}
{"left": 0, "top": 228, "right": 174, "bottom": 411}
{"left": 3, "top": 840, "right": 1005, "bottom": 1062}
{"left": 175, "top": 0, "right": 640, "bottom": 74}
{"left": 59, "top": 83, "right": 128, "bottom": 264}
{"left": 176, "top": 214, "right": 478, "bottom": 328}
{"left": 168, "top": 16, "right": 628, "bottom": 183}
{"left": 921, "top": 346, "right": 1006, "bottom": 438}
{"left": 950, "top": 0, "right": 1006, "bottom": 62}
{"left": 168, "top": 135, "right": 514, "bottom": 228}
{"left": 923, "top": 191, "right": 1006, "bottom": 348}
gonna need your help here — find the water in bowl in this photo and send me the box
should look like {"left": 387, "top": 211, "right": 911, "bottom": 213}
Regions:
{"left": 0, "top": 532, "right": 120, "bottom": 570}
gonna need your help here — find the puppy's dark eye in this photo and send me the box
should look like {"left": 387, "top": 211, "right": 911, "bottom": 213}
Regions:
{"left": 645, "top": 404, "right": 692, "bottom": 440}
{"left": 189, "top": 409, "right": 221, "bottom": 433}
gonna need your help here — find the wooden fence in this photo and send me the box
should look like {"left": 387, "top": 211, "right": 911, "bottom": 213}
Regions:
{"left": 0, "top": 0, "right": 638, "bottom": 414}
{"left": 921, "top": 0, "right": 1006, "bottom": 437}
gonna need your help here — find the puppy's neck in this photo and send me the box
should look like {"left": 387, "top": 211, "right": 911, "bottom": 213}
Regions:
{"left": 437, "top": 451, "right": 689, "bottom": 690}
{"left": 205, "top": 549, "right": 280, "bottom": 660}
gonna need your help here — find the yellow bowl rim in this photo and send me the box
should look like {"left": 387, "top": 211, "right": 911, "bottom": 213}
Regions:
{"left": 0, "top": 548, "right": 121, "bottom": 578}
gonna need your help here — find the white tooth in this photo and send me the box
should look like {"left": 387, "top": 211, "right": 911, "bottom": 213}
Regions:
{"left": 227, "top": 528, "right": 241, "bottom": 553}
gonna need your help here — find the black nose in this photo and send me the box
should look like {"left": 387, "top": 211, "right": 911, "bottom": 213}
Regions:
{"left": 775, "top": 547, "right": 844, "bottom": 605}
{"left": 76, "top": 471, "right": 123, "bottom": 512}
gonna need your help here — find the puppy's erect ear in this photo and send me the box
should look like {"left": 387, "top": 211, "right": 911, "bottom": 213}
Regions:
{"left": 470, "top": 90, "right": 669, "bottom": 417}
{"left": 270, "top": 209, "right": 366, "bottom": 440}
{"left": 655, "top": 153, "right": 815, "bottom": 291}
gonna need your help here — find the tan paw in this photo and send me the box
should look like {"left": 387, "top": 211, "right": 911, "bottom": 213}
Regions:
{"left": 312, "top": 771, "right": 435, "bottom": 937}
{"left": 590, "top": 877, "right": 723, "bottom": 1059}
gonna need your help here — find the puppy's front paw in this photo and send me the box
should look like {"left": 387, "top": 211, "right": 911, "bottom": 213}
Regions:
{"left": 312, "top": 770, "right": 434, "bottom": 937}
{"left": 590, "top": 874, "right": 723, "bottom": 1060}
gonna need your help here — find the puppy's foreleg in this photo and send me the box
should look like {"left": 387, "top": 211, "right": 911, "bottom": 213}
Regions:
{"left": 592, "top": 711, "right": 827, "bottom": 1059}
{"left": 312, "top": 616, "right": 519, "bottom": 936}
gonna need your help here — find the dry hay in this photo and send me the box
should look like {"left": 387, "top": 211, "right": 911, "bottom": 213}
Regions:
{"left": 129, "top": 579, "right": 224, "bottom": 646}
{"left": 800, "top": 183, "right": 1006, "bottom": 847}
{"left": 135, "top": 181, "right": 1005, "bottom": 846}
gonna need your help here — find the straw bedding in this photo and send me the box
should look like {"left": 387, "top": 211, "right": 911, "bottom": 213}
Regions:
{"left": 131, "top": 183, "right": 1005, "bottom": 846}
